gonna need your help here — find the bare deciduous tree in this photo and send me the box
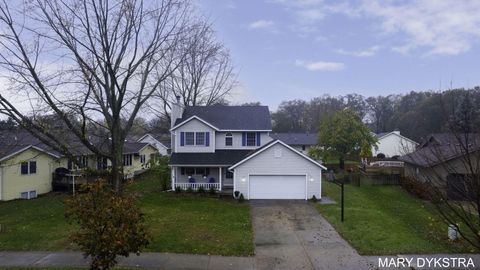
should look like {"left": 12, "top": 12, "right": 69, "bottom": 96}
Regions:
{"left": 153, "top": 21, "right": 236, "bottom": 120}
{"left": 0, "top": 0, "right": 194, "bottom": 191}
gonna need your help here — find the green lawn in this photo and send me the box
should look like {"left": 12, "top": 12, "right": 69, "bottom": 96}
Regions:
{"left": 317, "top": 181, "right": 477, "bottom": 255}
{"left": 0, "top": 174, "right": 254, "bottom": 256}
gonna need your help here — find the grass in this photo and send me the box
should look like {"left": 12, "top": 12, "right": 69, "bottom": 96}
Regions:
{"left": 0, "top": 173, "right": 254, "bottom": 256}
{"left": 317, "top": 181, "right": 477, "bottom": 255}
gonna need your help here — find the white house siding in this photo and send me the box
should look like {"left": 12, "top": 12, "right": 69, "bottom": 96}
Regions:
{"left": 138, "top": 135, "right": 168, "bottom": 156}
{"left": 215, "top": 132, "right": 272, "bottom": 149}
{"left": 173, "top": 119, "right": 215, "bottom": 153}
{"left": 373, "top": 132, "right": 417, "bottom": 157}
{"left": 233, "top": 143, "right": 321, "bottom": 200}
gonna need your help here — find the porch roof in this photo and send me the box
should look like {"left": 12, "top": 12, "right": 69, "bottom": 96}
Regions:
{"left": 170, "top": 150, "right": 252, "bottom": 166}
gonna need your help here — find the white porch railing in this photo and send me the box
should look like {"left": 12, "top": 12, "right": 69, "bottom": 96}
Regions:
{"left": 174, "top": 183, "right": 220, "bottom": 190}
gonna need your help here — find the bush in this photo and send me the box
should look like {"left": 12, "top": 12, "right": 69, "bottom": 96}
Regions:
{"left": 209, "top": 186, "right": 217, "bottom": 195}
{"left": 197, "top": 186, "right": 206, "bottom": 195}
{"left": 174, "top": 186, "right": 183, "bottom": 194}
{"left": 238, "top": 193, "right": 245, "bottom": 203}
{"left": 65, "top": 180, "right": 149, "bottom": 269}
{"left": 311, "top": 195, "right": 318, "bottom": 202}
{"left": 186, "top": 186, "right": 193, "bottom": 193}
{"left": 401, "top": 176, "right": 430, "bottom": 200}
{"left": 149, "top": 156, "right": 170, "bottom": 191}
{"left": 376, "top": 153, "right": 386, "bottom": 159}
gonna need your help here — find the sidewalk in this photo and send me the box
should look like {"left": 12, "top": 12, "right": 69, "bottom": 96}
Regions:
{"left": 0, "top": 251, "right": 255, "bottom": 270}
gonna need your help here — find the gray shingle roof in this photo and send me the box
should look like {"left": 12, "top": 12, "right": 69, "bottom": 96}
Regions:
{"left": 174, "top": 106, "right": 272, "bottom": 130}
{"left": 0, "top": 130, "right": 62, "bottom": 160}
{"left": 400, "top": 133, "right": 480, "bottom": 167}
{"left": 170, "top": 150, "right": 252, "bottom": 166}
{"left": 270, "top": 133, "right": 317, "bottom": 145}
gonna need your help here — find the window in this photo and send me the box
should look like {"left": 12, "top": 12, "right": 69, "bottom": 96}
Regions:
{"left": 20, "top": 190, "right": 36, "bottom": 200}
{"left": 140, "top": 155, "right": 146, "bottom": 164}
{"left": 226, "top": 170, "right": 233, "bottom": 179}
{"left": 21, "top": 161, "right": 36, "bottom": 175}
{"left": 186, "top": 167, "right": 195, "bottom": 175}
{"left": 185, "top": 132, "right": 195, "bottom": 145}
{"left": 196, "top": 132, "right": 205, "bottom": 145}
{"left": 196, "top": 167, "right": 206, "bottom": 176}
{"left": 97, "top": 157, "right": 108, "bottom": 170}
{"left": 246, "top": 132, "right": 256, "bottom": 146}
{"left": 225, "top": 133, "right": 233, "bottom": 146}
{"left": 123, "top": 154, "right": 133, "bottom": 166}
{"left": 80, "top": 156, "right": 88, "bottom": 167}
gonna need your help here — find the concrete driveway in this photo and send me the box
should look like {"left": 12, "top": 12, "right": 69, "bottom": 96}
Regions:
{"left": 251, "top": 200, "right": 373, "bottom": 270}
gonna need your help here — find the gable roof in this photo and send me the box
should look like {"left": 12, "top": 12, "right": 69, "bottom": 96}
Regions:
{"left": 270, "top": 133, "right": 317, "bottom": 145}
{"left": 375, "top": 131, "right": 418, "bottom": 144}
{"left": 229, "top": 140, "right": 327, "bottom": 170}
{"left": 0, "top": 130, "right": 62, "bottom": 161}
{"left": 173, "top": 106, "right": 272, "bottom": 131}
{"left": 400, "top": 133, "right": 480, "bottom": 167}
{"left": 137, "top": 133, "right": 170, "bottom": 149}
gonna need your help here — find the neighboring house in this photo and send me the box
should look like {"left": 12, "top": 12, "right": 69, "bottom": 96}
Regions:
{"left": 137, "top": 133, "right": 170, "bottom": 156}
{"left": 372, "top": 130, "right": 418, "bottom": 158}
{"left": 0, "top": 130, "right": 157, "bottom": 201}
{"left": 169, "top": 98, "right": 326, "bottom": 200}
{"left": 0, "top": 130, "right": 62, "bottom": 201}
{"left": 270, "top": 133, "right": 317, "bottom": 154}
{"left": 400, "top": 133, "right": 480, "bottom": 200}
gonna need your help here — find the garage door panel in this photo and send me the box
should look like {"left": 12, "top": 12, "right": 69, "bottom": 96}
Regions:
{"left": 249, "top": 175, "right": 305, "bottom": 199}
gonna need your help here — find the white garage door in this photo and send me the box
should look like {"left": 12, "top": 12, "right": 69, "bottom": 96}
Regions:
{"left": 249, "top": 175, "right": 306, "bottom": 199}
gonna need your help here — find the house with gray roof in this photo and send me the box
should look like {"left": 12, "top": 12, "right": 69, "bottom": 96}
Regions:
{"left": 169, "top": 97, "right": 326, "bottom": 200}
{"left": 270, "top": 133, "right": 317, "bottom": 154}
{"left": 400, "top": 133, "right": 480, "bottom": 200}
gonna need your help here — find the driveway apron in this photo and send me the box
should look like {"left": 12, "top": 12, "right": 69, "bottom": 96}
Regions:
{"left": 250, "top": 200, "right": 373, "bottom": 270}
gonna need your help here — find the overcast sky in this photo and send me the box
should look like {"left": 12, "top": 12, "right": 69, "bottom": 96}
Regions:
{"left": 198, "top": 0, "right": 480, "bottom": 109}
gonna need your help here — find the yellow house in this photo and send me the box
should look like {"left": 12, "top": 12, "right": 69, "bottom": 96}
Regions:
{"left": 0, "top": 146, "right": 61, "bottom": 201}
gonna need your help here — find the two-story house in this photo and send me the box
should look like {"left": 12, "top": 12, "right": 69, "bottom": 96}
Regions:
{"left": 169, "top": 98, "right": 326, "bottom": 200}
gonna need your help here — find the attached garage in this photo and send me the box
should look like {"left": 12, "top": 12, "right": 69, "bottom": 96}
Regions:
{"left": 249, "top": 175, "right": 306, "bottom": 199}
{"left": 230, "top": 140, "right": 326, "bottom": 200}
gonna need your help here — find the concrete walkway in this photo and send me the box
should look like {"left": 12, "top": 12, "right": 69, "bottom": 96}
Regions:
{"left": 250, "top": 200, "right": 374, "bottom": 270}
{"left": 0, "top": 251, "right": 254, "bottom": 269}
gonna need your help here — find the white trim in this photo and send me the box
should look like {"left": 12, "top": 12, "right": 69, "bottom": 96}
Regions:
{"left": 233, "top": 169, "right": 236, "bottom": 197}
{"left": 218, "top": 129, "right": 272, "bottom": 132}
{"left": 219, "top": 167, "right": 222, "bottom": 191}
{"left": 229, "top": 140, "right": 327, "bottom": 170}
{"left": 305, "top": 174, "right": 308, "bottom": 200}
{"left": 247, "top": 173, "right": 250, "bottom": 200}
{"left": 0, "top": 145, "right": 60, "bottom": 162}
{"left": 137, "top": 134, "right": 169, "bottom": 150}
{"left": 378, "top": 132, "right": 418, "bottom": 145}
{"left": 170, "top": 116, "right": 219, "bottom": 131}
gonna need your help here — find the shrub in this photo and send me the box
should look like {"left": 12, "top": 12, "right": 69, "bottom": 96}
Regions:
{"left": 311, "top": 195, "right": 318, "bottom": 202}
{"left": 376, "top": 153, "right": 386, "bottom": 159}
{"left": 401, "top": 176, "right": 430, "bottom": 200}
{"left": 238, "top": 193, "right": 245, "bottom": 203}
{"left": 209, "top": 186, "right": 217, "bottom": 195}
{"left": 186, "top": 186, "right": 194, "bottom": 193}
{"left": 174, "top": 186, "right": 183, "bottom": 194}
{"left": 149, "top": 156, "right": 170, "bottom": 191}
{"left": 64, "top": 180, "right": 149, "bottom": 269}
{"left": 197, "top": 186, "right": 206, "bottom": 195}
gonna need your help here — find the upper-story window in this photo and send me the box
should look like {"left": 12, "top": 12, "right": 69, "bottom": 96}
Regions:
{"left": 185, "top": 132, "right": 195, "bottom": 146}
{"left": 182, "top": 132, "right": 208, "bottom": 146}
{"left": 225, "top": 133, "right": 233, "bottom": 146}
{"left": 196, "top": 132, "right": 205, "bottom": 145}
{"left": 246, "top": 132, "right": 256, "bottom": 146}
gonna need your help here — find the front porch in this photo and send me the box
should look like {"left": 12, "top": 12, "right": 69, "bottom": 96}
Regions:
{"left": 171, "top": 166, "right": 234, "bottom": 191}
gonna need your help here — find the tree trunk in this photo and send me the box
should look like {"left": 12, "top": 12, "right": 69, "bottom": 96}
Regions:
{"left": 110, "top": 127, "right": 124, "bottom": 193}
{"left": 339, "top": 157, "right": 345, "bottom": 171}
